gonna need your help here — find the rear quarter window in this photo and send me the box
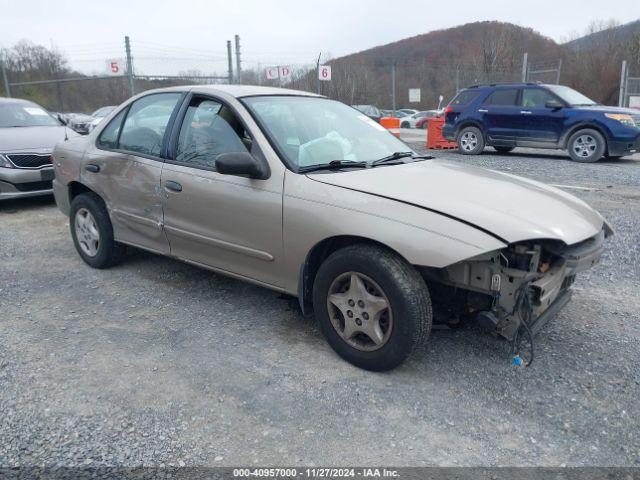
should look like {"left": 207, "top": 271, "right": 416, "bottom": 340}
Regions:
{"left": 450, "top": 91, "right": 480, "bottom": 106}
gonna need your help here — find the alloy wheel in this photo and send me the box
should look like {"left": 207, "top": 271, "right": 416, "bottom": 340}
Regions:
{"left": 460, "top": 131, "right": 478, "bottom": 152}
{"left": 572, "top": 134, "right": 597, "bottom": 159}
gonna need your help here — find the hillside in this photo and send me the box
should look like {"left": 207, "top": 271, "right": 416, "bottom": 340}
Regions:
{"left": 564, "top": 19, "right": 640, "bottom": 50}
{"left": 292, "top": 21, "right": 563, "bottom": 109}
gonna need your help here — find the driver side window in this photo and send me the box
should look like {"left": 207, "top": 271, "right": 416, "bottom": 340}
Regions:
{"left": 175, "top": 97, "right": 250, "bottom": 170}
{"left": 521, "top": 89, "right": 557, "bottom": 109}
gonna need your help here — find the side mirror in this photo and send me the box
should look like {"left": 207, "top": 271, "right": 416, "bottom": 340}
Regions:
{"left": 215, "top": 152, "right": 270, "bottom": 180}
{"left": 545, "top": 100, "right": 563, "bottom": 110}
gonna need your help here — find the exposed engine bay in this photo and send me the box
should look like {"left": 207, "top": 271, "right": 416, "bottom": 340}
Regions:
{"left": 422, "top": 227, "right": 609, "bottom": 364}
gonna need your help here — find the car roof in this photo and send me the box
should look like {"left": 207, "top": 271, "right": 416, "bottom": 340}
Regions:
{"left": 466, "top": 82, "right": 555, "bottom": 90}
{"left": 141, "top": 84, "right": 322, "bottom": 99}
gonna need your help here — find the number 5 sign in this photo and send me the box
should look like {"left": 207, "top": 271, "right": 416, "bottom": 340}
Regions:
{"left": 105, "top": 58, "right": 125, "bottom": 76}
{"left": 318, "top": 65, "right": 332, "bottom": 81}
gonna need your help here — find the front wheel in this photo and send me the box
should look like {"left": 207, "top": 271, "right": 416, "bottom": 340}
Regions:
{"left": 70, "top": 192, "right": 124, "bottom": 268}
{"left": 457, "top": 126, "right": 485, "bottom": 155}
{"left": 567, "top": 129, "right": 605, "bottom": 163}
{"left": 312, "top": 244, "right": 432, "bottom": 371}
{"left": 400, "top": 121, "right": 410, "bottom": 129}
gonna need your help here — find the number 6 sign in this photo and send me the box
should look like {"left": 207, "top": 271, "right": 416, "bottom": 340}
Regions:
{"left": 105, "top": 59, "right": 125, "bottom": 76}
{"left": 318, "top": 65, "right": 332, "bottom": 81}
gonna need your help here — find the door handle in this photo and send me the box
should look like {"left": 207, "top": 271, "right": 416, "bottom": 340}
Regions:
{"left": 478, "top": 109, "right": 489, "bottom": 113}
{"left": 85, "top": 164, "right": 100, "bottom": 173}
{"left": 164, "top": 180, "right": 183, "bottom": 192}
{"left": 520, "top": 110, "right": 532, "bottom": 115}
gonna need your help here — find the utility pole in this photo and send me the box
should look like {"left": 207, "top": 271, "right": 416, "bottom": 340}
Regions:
{"left": 521, "top": 52, "right": 528, "bottom": 83}
{"left": 125, "top": 36, "right": 135, "bottom": 97}
{"left": 391, "top": 61, "right": 396, "bottom": 111}
{"left": 619, "top": 60, "right": 628, "bottom": 107}
{"left": 227, "top": 40, "right": 234, "bottom": 84}
{"left": 455, "top": 65, "right": 460, "bottom": 93}
{"left": 316, "top": 52, "right": 322, "bottom": 95}
{"left": 1, "top": 57, "right": 10, "bottom": 98}
{"left": 555, "top": 59, "right": 563, "bottom": 85}
{"left": 234, "top": 34, "right": 242, "bottom": 84}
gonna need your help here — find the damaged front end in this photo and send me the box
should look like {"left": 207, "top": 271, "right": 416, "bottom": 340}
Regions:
{"left": 422, "top": 227, "right": 610, "bottom": 362}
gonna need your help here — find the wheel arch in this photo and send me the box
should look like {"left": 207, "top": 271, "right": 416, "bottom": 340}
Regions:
{"left": 455, "top": 120, "right": 486, "bottom": 141}
{"left": 297, "top": 235, "right": 410, "bottom": 315}
{"left": 561, "top": 123, "right": 610, "bottom": 151}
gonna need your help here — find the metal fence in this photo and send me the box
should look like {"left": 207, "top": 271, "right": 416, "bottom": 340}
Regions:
{"left": 1, "top": 39, "right": 564, "bottom": 114}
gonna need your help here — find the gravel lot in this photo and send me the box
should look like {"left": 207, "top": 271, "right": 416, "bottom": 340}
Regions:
{"left": 1, "top": 144, "right": 639, "bottom": 468}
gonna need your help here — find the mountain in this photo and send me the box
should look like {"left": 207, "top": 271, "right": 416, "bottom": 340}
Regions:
{"left": 292, "top": 21, "right": 563, "bottom": 109}
{"left": 564, "top": 19, "right": 640, "bottom": 50}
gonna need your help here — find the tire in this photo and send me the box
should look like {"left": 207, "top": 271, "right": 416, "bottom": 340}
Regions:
{"left": 401, "top": 121, "right": 410, "bottom": 129}
{"left": 421, "top": 123, "right": 428, "bottom": 130}
{"left": 312, "top": 244, "right": 432, "bottom": 371}
{"left": 69, "top": 192, "right": 124, "bottom": 268}
{"left": 567, "top": 129, "right": 606, "bottom": 163}
{"left": 457, "top": 126, "right": 485, "bottom": 155}
{"left": 493, "top": 146, "right": 515, "bottom": 154}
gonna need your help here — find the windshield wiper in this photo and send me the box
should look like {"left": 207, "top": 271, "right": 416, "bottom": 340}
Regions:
{"left": 370, "top": 151, "right": 434, "bottom": 166}
{"left": 298, "top": 159, "right": 368, "bottom": 173}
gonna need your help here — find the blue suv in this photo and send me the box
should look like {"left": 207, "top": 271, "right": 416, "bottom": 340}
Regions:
{"left": 442, "top": 83, "right": 640, "bottom": 162}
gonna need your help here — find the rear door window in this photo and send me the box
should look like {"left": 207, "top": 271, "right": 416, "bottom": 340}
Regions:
{"left": 484, "top": 89, "right": 519, "bottom": 106}
{"left": 97, "top": 109, "right": 127, "bottom": 149}
{"left": 118, "top": 93, "right": 182, "bottom": 157}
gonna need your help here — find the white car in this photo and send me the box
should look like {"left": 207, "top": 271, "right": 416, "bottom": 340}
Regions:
{"left": 400, "top": 110, "right": 436, "bottom": 129}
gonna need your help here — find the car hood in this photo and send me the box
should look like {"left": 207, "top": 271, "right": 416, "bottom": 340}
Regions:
{"left": 0, "top": 125, "right": 77, "bottom": 152}
{"left": 308, "top": 159, "right": 603, "bottom": 245}
{"left": 572, "top": 105, "right": 639, "bottom": 115}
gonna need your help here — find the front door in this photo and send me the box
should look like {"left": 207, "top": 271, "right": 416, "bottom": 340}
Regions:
{"left": 82, "top": 92, "right": 183, "bottom": 254}
{"left": 161, "top": 95, "right": 284, "bottom": 288}
{"left": 518, "top": 87, "right": 567, "bottom": 146}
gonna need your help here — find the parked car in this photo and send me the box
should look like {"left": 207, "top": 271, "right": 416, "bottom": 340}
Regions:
{"left": 442, "top": 83, "right": 640, "bottom": 162}
{"left": 398, "top": 108, "right": 419, "bottom": 116}
{"left": 67, "top": 113, "right": 95, "bottom": 135}
{"left": 380, "top": 110, "right": 408, "bottom": 119}
{"left": 52, "top": 85, "right": 611, "bottom": 371}
{"left": 352, "top": 104, "right": 382, "bottom": 123}
{"left": 87, "top": 106, "right": 117, "bottom": 133}
{"left": 401, "top": 110, "right": 439, "bottom": 129}
{"left": 0, "top": 97, "right": 77, "bottom": 200}
{"left": 415, "top": 110, "right": 443, "bottom": 129}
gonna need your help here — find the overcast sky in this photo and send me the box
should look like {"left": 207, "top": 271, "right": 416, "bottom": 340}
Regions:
{"left": 2, "top": 0, "right": 639, "bottom": 75}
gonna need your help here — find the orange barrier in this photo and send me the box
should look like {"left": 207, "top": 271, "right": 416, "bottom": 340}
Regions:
{"left": 380, "top": 116, "right": 401, "bottom": 137}
{"left": 426, "top": 117, "right": 457, "bottom": 150}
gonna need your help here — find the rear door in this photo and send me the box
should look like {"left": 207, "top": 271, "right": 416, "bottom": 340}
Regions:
{"left": 479, "top": 88, "right": 521, "bottom": 145}
{"left": 160, "top": 94, "right": 284, "bottom": 288}
{"left": 83, "top": 92, "right": 183, "bottom": 254}
{"left": 518, "top": 87, "right": 568, "bottom": 146}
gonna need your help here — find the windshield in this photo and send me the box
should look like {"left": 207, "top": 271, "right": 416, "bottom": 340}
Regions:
{"left": 243, "top": 96, "right": 414, "bottom": 171}
{"left": 546, "top": 85, "right": 597, "bottom": 106}
{"left": 0, "top": 103, "right": 60, "bottom": 127}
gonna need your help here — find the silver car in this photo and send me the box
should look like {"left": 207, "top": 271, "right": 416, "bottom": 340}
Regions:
{"left": 0, "top": 97, "right": 76, "bottom": 200}
{"left": 52, "top": 85, "right": 611, "bottom": 371}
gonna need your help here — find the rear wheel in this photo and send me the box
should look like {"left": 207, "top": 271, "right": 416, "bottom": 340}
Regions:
{"left": 70, "top": 193, "right": 124, "bottom": 268}
{"left": 401, "top": 121, "right": 410, "bottom": 128}
{"left": 312, "top": 244, "right": 432, "bottom": 371}
{"left": 493, "top": 146, "right": 515, "bottom": 154}
{"left": 567, "top": 129, "right": 605, "bottom": 163}
{"left": 457, "top": 126, "right": 485, "bottom": 155}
